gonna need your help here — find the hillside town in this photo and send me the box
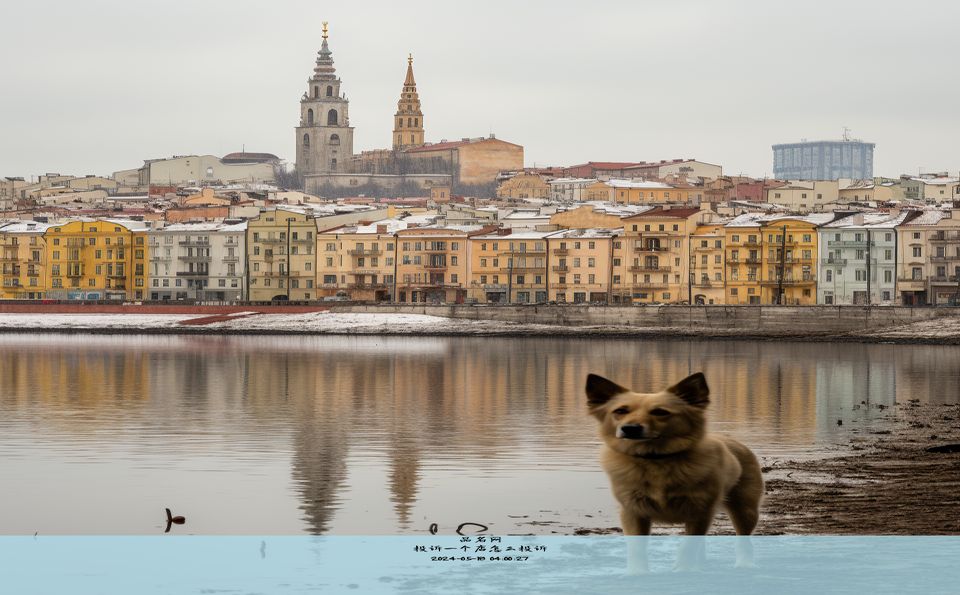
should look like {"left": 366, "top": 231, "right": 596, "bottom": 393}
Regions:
{"left": 2, "top": 24, "right": 959, "bottom": 307}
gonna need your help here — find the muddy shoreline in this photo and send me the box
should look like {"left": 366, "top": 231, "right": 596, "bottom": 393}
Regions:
{"left": 571, "top": 402, "right": 960, "bottom": 536}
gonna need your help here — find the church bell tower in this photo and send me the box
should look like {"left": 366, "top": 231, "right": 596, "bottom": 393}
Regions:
{"left": 295, "top": 22, "right": 355, "bottom": 179}
{"left": 392, "top": 54, "right": 425, "bottom": 150}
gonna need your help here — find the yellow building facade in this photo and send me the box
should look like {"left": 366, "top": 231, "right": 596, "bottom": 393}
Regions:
{"left": 620, "top": 208, "right": 706, "bottom": 304}
{"left": 547, "top": 229, "right": 620, "bottom": 303}
{"left": 317, "top": 222, "right": 397, "bottom": 302}
{"left": 396, "top": 228, "right": 477, "bottom": 303}
{"left": 469, "top": 231, "right": 550, "bottom": 303}
{"left": 689, "top": 223, "right": 726, "bottom": 305}
{"left": 496, "top": 173, "right": 551, "bottom": 200}
{"left": 723, "top": 217, "right": 764, "bottom": 305}
{"left": 0, "top": 221, "right": 52, "bottom": 299}
{"left": 760, "top": 217, "right": 820, "bottom": 305}
{"left": 247, "top": 209, "right": 317, "bottom": 301}
{"left": 44, "top": 219, "right": 148, "bottom": 300}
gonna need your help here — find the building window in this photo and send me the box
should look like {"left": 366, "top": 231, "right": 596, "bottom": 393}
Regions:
{"left": 307, "top": 109, "right": 314, "bottom": 125}
{"left": 303, "top": 133, "right": 310, "bottom": 147}
{"left": 326, "top": 85, "right": 333, "bottom": 97}
{"left": 327, "top": 109, "right": 338, "bottom": 125}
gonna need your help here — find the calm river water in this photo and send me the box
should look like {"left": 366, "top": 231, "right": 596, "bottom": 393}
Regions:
{"left": 1, "top": 334, "right": 958, "bottom": 535}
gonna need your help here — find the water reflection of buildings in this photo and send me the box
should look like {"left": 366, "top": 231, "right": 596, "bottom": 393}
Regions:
{"left": 2, "top": 335, "right": 959, "bottom": 533}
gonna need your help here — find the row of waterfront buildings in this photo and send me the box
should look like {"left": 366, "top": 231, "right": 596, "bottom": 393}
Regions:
{"left": 2, "top": 204, "right": 959, "bottom": 306}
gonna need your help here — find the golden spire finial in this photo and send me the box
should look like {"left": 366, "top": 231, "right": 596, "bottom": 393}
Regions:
{"left": 408, "top": 53, "right": 413, "bottom": 65}
{"left": 322, "top": 22, "right": 328, "bottom": 40}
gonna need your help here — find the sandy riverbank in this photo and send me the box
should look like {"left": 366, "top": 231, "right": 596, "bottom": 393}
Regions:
{"left": 2, "top": 311, "right": 960, "bottom": 344}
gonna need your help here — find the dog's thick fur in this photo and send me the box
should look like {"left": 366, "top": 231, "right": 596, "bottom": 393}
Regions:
{"left": 586, "top": 372, "right": 763, "bottom": 536}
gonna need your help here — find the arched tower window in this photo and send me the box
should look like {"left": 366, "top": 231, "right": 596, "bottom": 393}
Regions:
{"left": 331, "top": 158, "right": 337, "bottom": 171}
{"left": 410, "top": 134, "right": 415, "bottom": 144}
{"left": 407, "top": 117, "right": 412, "bottom": 127}
{"left": 303, "top": 133, "right": 310, "bottom": 147}
{"left": 327, "top": 109, "right": 338, "bottom": 125}
{"left": 313, "top": 86, "right": 318, "bottom": 98}
{"left": 329, "top": 134, "right": 340, "bottom": 146}
{"left": 397, "top": 119, "right": 402, "bottom": 129}
{"left": 414, "top": 118, "right": 419, "bottom": 127}
{"left": 326, "top": 86, "right": 333, "bottom": 97}
{"left": 307, "top": 109, "right": 314, "bottom": 125}
{"left": 397, "top": 134, "right": 402, "bottom": 145}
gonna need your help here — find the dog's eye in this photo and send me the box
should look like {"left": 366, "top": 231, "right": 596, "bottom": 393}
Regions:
{"left": 612, "top": 406, "right": 629, "bottom": 415}
{"left": 649, "top": 408, "right": 671, "bottom": 417}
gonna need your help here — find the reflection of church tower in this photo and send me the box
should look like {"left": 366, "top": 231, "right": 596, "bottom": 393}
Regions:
{"left": 392, "top": 54, "right": 425, "bottom": 150}
{"left": 295, "top": 22, "right": 355, "bottom": 178}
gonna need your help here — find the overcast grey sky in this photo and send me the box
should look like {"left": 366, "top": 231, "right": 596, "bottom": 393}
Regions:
{"left": 2, "top": 0, "right": 958, "bottom": 179}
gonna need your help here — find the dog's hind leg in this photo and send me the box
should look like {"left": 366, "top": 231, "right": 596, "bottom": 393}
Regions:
{"left": 724, "top": 495, "right": 760, "bottom": 568}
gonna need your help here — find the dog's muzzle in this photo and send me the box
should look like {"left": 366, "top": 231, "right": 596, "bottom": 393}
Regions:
{"left": 617, "top": 424, "right": 648, "bottom": 440}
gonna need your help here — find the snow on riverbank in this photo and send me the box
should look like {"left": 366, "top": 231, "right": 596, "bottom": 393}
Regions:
{"left": 1, "top": 311, "right": 960, "bottom": 343}
{"left": 0, "top": 313, "right": 202, "bottom": 329}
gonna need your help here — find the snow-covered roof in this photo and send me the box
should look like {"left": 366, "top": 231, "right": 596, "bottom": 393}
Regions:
{"left": 604, "top": 179, "right": 673, "bottom": 189}
{"left": 0, "top": 220, "right": 57, "bottom": 233}
{"left": 547, "top": 227, "right": 623, "bottom": 239}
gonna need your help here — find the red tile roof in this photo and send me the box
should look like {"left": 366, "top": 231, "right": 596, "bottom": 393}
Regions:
{"left": 622, "top": 207, "right": 702, "bottom": 219}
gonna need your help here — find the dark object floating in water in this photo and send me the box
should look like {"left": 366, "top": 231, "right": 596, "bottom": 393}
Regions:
{"left": 926, "top": 444, "right": 960, "bottom": 454}
{"left": 837, "top": 419, "right": 843, "bottom": 426}
{"left": 165, "top": 508, "right": 186, "bottom": 533}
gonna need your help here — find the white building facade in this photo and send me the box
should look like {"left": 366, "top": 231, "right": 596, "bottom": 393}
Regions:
{"left": 817, "top": 213, "right": 905, "bottom": 305}
{"left": 147, "top": 222, "right": 246, "bottom": 301}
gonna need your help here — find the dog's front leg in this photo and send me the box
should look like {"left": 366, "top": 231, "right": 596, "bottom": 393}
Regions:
{"left": 675, "top": 517, "right": 711, "bottom": 572}
{"left": 621, "top": 511, "right": 651, "bottom": 575}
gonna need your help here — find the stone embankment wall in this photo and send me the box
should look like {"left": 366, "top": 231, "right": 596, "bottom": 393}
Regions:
{"left": 337, "top": 304, "right": 954, "bottom": 335}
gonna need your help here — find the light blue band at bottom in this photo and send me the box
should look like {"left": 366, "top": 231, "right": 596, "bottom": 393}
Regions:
{"left": 1, "top": 536, "right": 957, "bottom": 594}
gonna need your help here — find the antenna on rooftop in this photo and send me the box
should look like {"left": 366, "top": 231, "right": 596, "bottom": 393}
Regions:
{"left": 842, "top": 127, "right": 851, "bottom": 142}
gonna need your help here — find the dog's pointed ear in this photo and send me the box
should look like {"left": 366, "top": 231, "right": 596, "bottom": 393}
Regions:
{"left": 586, "top": 374, "right": 628, "bottom": 408}
{"left": 668, "top": 372, "right": 710, "bottom": 407}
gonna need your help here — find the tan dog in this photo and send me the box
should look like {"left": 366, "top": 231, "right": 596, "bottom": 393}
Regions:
{"left": 586, "top": 372, "right": 763, "bottom": 539}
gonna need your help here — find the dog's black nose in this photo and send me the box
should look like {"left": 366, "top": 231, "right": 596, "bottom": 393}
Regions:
{"left": 618, "top": 424, "right": 646, "bottom": 440}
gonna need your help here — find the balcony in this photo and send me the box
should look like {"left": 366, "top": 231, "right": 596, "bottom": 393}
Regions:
{"left": 423, "top": 245, "right": 447, "bottom": 253}
{"left": 633, "top": 245, "right": 668, "bottom": 253}
{"left": 177, "top": 270, "right": 209, "bottom": 277}
{"left": 632, "top": 282, "right": 669, "bottom": 289}
{"left": 931, "top": 255, "right": 960, "bottom": 262}
{"left": 349, "top": 248, "right": 382, "bottom": 256}
{"left": 629, "top": 265, "right": 672, "bottom": 273}
{"left": 693, "top": 280, "right": 714, "bottom": 287}
{"left": 499, "top": 265, "right": 544, "bottom": 272}
{"left": 149, "top": 255, "right": 169, "bottom": 261}
{"left": 552, "top": 265, "right": 569, "bottom": 273}
{"left": 347, "top": 282, "right": 387, "bottom": 289}
{"left": 424, "top": 263, "right": 448, "bottom": 271}
{"left": 178, "top": 240, "right": 210, "bottom": 247}
{"left": 929, "top": 232, "right": 960, "bottom": 242}
{"left": 828, "top": 240, "right": 868, "bottom": 248}
{"left": 821, "top": 258, "right": 848, "bottom": 266}
{"left": 107, "top": 272, "right": 127, "bottom": 279}
{"left": 930, "top": 276, "right": 960, "bottom": 284}
{"left": 552, "top": 248, "right": 569, "bottom": 256}
{"left": 743, "top": 241, "right": 762, "bottom": 248}
{"left": 761, "top": 276, "right": 815, "bottom": 286}
{"left": 222, "top": 255, "right": 240, "bottom": 263}
{"left": 500, "top": 248, "right": 547, "bottom": 256}
{"left": 745, "top": 257, "right": 762, "bottom": 264}
{"left": 259, "top": 237, "right": 285, "bottom": 244}
{"left": 291, "top": 237, "right": 314, "bottom": 244}
{"left": 178, "top": 255, "right": 212, "bottom": 262}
